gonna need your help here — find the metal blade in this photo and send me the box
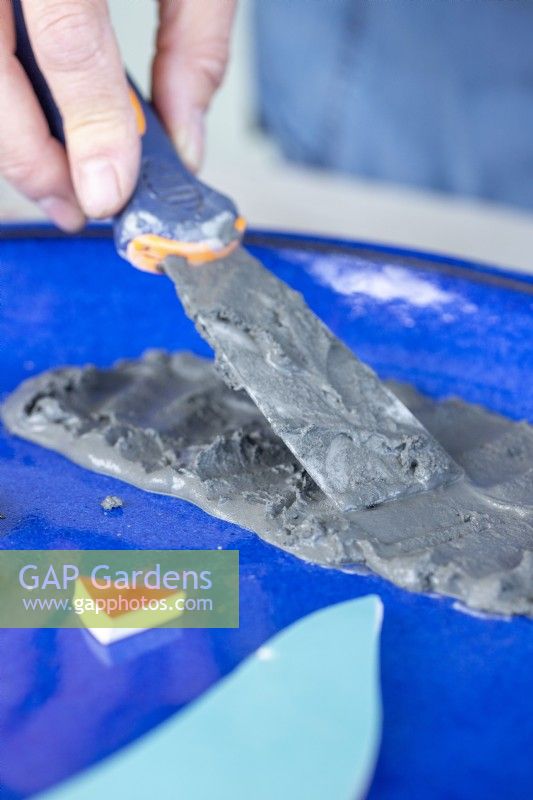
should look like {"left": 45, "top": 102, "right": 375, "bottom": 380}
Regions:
{"left": 164, "top": 248, "right": 461, "bottom": 511}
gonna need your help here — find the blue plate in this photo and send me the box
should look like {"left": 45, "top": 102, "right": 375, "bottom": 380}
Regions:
{"left": 0, "top": 225, "right": 532, "bottom": 799}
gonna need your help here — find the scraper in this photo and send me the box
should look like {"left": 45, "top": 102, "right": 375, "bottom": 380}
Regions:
{"left": 14, "top": 4, "right": 461, "bottom": 511}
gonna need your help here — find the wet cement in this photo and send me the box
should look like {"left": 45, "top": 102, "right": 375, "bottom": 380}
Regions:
{"left": 164, "top": 252, "right": 460, "bottom": 512}
{"left": 2, "top": 350, "right": 532, "bottom": 617}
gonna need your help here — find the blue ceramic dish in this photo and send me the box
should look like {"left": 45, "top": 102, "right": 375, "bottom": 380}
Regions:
{"left": 0, "top": 225, "right": 531, "bottom": 799}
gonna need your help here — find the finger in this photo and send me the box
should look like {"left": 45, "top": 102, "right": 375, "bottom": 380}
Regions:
{"left": 0, "top": 1, "right": 84, "bottom": 231}
{"left": 152, "top": 0, "right": 236, "bottom": 172}
{"left": 22, "top": 0, "right": 140, "bottom": 218}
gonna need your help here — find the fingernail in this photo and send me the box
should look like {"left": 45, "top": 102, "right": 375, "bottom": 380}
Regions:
{"left": 38, "top": 196, "right": 86, "bottom": 232}
{"left": 173, "top": 124, "right": 201, "bottom": 173}
{"left": 76, "top": 157, "right": 122, "bottom": 218}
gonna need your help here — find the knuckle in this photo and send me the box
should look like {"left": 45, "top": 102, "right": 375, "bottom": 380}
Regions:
{"left": 65, "top": 104, "right": 132, "bottom": 143}
{"left": 195, "top": 54, "right": 227, "bottom": 93}
{"left": 191, "top": 39, "right": 230, "bottom": 93}
{"left": 34, "top": 2, "right": 105, "bottom": 72}
{"left": 0, "top": 148, "right": 38, "bottom": 188}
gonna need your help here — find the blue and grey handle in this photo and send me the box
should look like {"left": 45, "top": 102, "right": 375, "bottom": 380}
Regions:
{"left": 13, "top": 0, "right": 244, "bottom": 272}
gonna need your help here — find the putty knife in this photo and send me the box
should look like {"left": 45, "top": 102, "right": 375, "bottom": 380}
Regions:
{"left": 14, "top": 4, "right": 461, "bottom": 511}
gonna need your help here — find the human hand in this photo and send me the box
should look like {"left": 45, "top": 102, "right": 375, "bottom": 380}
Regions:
{"left": 0, "top": 0, "right": 236, "bottom": 231}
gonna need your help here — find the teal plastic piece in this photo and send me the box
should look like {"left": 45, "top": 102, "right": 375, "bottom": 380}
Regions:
{"left": 42, "top": 596, "right": 383, "bottom": 800}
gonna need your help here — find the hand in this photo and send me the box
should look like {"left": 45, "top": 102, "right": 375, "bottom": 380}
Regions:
{"left": 0, "top": 0, "right": 236, "bottom": 231}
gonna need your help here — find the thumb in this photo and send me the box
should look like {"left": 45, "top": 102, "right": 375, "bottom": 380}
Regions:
{"left": 152, "top": 0, "right": 236, "bottom": 172}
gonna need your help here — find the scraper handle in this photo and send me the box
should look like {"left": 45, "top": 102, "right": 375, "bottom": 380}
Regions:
{"left": 13, "top": 0, "right": 65, "bottom": 143}
{"left": 115, "top": 84, "right": 245, "bottom": 273}
{"left": 13, "top": 0, "right": 245, "bottom": 273}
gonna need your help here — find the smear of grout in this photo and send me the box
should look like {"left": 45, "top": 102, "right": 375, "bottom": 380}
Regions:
{"left": 2, "top": 351, "right": 532, "bottom": 618}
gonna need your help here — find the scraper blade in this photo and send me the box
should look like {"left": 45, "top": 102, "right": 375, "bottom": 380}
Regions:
{"left": 12, "top": 7, "right": 461, "bottom": 512}
{"left": 164, "top": 249, "right": 462, "bottom": 512}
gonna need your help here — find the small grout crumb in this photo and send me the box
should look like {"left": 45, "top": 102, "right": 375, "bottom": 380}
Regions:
{"left": 101, "top": 495, "right": 124, "bottom": 511}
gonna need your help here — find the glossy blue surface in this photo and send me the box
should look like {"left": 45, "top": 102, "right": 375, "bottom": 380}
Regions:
{"left": 46, "top": 597, "right": 383, "bottom": 800}
{"left": 0, "top": 227, "right": 532, "bottom": 799}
